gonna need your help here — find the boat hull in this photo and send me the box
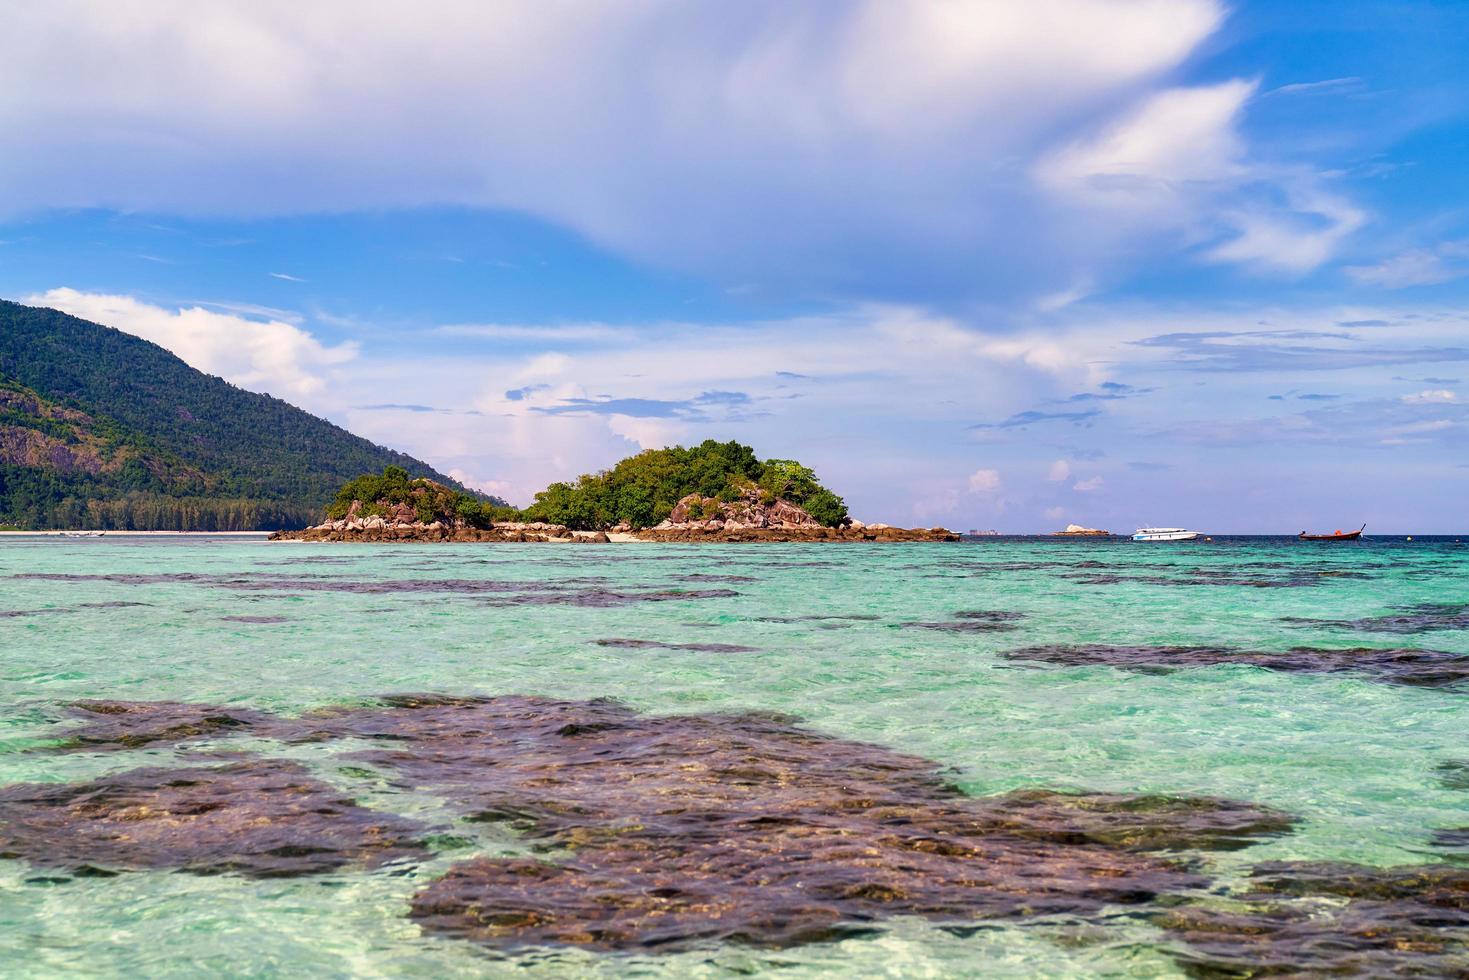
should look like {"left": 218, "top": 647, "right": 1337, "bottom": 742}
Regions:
{"left": 1298, "top": 524, "right": 1365, "bottom": 542}
{"left": 1132, "top": 530, "right": 1199, "bottom": 542}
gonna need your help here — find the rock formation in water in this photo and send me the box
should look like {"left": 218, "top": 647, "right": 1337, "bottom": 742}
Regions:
{"left": 271, "top": 442, "right": 960, "bottom": 542}
{"left": 0, "top": 758, "right": 427, "bottom": 876}
{"left": 1052, "top": 523, "right": 1111, "bottom": 536}
{"left": 271, "top": 461, "right": 958, "bottom": 542}
{"left": 1003, "top": 643, "right": 1469, "bottom": 688}
{"left": 12, "top": 693, "right": 1469, "bottom": 972}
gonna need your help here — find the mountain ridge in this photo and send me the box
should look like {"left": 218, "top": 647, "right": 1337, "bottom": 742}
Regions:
{"left": 0, "top": 299, "right": 497, "bottom": 529}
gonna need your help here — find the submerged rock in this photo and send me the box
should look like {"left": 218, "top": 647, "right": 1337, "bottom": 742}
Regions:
{"left": 1433, "top": 827, "right": 1469, "bottom": 854}
{"left": 1069, "top": 567, "right": 1373, "bottom": 588}
{"left": 1003, "top": 644, "right": 1469, "bottom": 688}
{"left": 1159, "top": 861, "right": 1469, "bottom": 977}
{"left": 13, "top": 572, "right": 741, "bottom": 608}
{"left": 291, "top": 695, "right": 1289, "bottom": 952}
{"left": 1438, "top": 759, "right": 1469, "bottom": 791}
{"left": 592, "top": 638, "right": 761, "bottom": 653}
{"left": 14, "top": 694, "right": 1301, "bottom": 958}
{"left": 1287, "top": 602, "right": 1469, "bottom": 634}
{"left": 60, "top": 699, "right": 279, "bottom": 750}
{"left": 900, "top": 610, "right": 1026, "bottom": 633}
{"left": 0, "top": 759, "right": 427, "bottom": 877}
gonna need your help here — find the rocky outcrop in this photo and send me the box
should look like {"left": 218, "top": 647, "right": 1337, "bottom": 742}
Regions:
{"left": 631, "top": 523, "right": 959, "bottom": 543}
{"left": 626, "top": 490, "right": 956, "bottom": 541}
{"left": 0, "top": 426, "right": 110, "bottom": 475}
{"left": 271, "top": 483, "right": 956, "bottom": 543}
{"left": 271, "top": 516, "right": 955, "bottom": 543}
{"left": 1052, "top": 523, "right": 1110, "bottom": 536}
{"left": 0, "top": 380, "right": 205, "bottom": 490}
{"left": 666, "top": 489, "right": 822, "bottom": 529}
{"left": 269, "top": 518, "right": 605, "bottom": 543}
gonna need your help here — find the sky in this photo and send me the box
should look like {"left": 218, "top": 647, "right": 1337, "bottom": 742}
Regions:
{"left": 1, "top": 0, "right": 1466, "bottom": 532}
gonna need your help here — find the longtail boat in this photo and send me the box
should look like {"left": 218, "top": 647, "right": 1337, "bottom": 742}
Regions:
{"left": 1298, "top": 523, "right": 1365, "bottom": 541}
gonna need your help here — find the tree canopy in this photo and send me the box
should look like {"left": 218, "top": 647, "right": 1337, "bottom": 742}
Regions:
{"left": 326, "top": 466, "right": 517, "bottom": 527}
{"left": 520, "top": 440, "right": 848, "bottom": 529}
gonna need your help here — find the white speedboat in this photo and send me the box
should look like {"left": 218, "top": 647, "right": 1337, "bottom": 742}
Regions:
{"left": 1132, "top": 527, "right": 1199, "bottom": 542}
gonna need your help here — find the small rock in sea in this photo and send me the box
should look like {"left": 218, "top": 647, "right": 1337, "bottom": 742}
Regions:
{"left": 899, "top": 610, "right": 1026, "bottom": 633}
{"left": 592, "top": 638, "right": 760, "bottom": 653}
{"left": 1438, "top": 759, "right": 1469, "bottom": 791}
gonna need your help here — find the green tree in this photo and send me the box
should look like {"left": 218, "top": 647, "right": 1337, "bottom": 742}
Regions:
{"left": 804, "top": 489, "right": 848, "bottom": 527}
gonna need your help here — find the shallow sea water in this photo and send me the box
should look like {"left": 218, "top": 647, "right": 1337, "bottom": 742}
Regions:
{"left": 0, "top": 535, "right": 1465, "bottom": 977}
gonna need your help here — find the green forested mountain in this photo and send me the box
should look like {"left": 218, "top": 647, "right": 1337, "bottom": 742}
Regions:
{"left": 0, "top": 300, "right": 495, "bottom": 529}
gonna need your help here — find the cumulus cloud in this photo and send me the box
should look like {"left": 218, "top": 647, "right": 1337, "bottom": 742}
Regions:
{"left": 1072, "top": 475, "right": 1105, "bottom": 492}
{"left": 24, "top": 287, "right": 356, "bottom": 404}
{"left": 1047, "top": 459, "right": 1071, "bottom": 482}
{"left": 0, "top": 0, "right": 1356, "bottom": 299}
{"left": 446, "top": 468, "right": 515, "bottom": 501}
{"left": 967, "top": 468, "right": 1002, "bottom": 492}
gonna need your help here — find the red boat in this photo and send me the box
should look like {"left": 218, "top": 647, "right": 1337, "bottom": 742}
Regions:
{"left": 1298, "top": 524, "right": 1365, "bottom": 541}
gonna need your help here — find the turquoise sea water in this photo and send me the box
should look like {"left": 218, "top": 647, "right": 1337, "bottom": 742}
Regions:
{"left": 0, "top": 535, "right": 1465, "bottom": 977}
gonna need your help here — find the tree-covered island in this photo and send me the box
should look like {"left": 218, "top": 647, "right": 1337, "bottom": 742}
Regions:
{"left": 280, "top": 440, "right": 957, "bottom": 542}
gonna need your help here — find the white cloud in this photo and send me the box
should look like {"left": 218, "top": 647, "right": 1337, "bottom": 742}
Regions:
{"left": 1205, "top": 187, "right": 1365, "bottom": 274}
{"left": 1045, "top": 505, "right": 1066, "bottom": 520}
{"left": 967, "top": 468, "right": 1002, "bottom": 492}
{"left": 512, "top": 353, "right": 573, "bottom": 382}
{"left": 446, "top": 468, "right": 515, "bottom": 501}
{"left": 1267, "top": 77, "right": 1361, "bottom": 97}
{"left": 1346, "top": 242, "right": 1469, "bottom": 288}
{"left": 1039, "top": 79, "right": 1364, "bottom": 274}
{"left": 1072, "top": 475, "right": 1105, "bottom": 492}
{"left": 1038, "top": 80, "right": 1252, "bottom": 194}
{"left": 1402, "top": 389, "right": 1457, "bottom": 405}
{"left": 0, "top": 0, "right": 1333, "bottom": 299}
{"left": 912, "top": 486, "right": 962, "bottom": 521}
{"left": 605, "top": 415, "right": 690, "bottom": 451}
{"left": 1047, "top": 459, "right": 1071, "bottom": 482}
{"left": 23, "top": 287, "right": 356, "bottom": 404}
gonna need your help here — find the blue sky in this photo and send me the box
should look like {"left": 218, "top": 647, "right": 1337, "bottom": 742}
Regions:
{"left": 1, "top": 0, "right": 1466, "bottom": 531}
